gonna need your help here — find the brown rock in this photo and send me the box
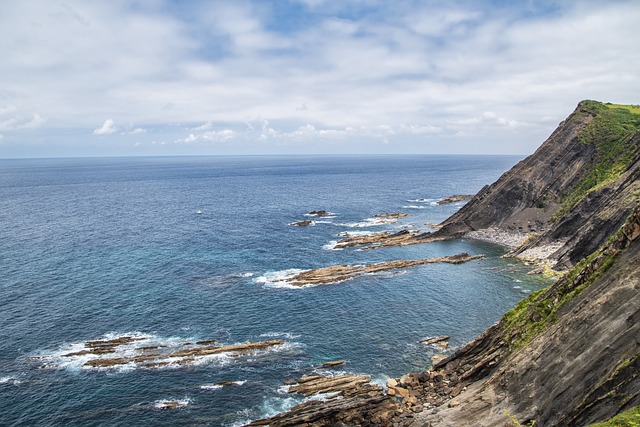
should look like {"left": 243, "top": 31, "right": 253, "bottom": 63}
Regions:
{"left": 419, "top": 336, "right": 450, "bottom": 345}
{"left": 321, "top": 359, "right": 346, "bottom": 367}
{"left": 448, "top": 400, "right": 460, "bottom": 408}
{"left": 431, "top": 355, "right": 447, "bottom": 366}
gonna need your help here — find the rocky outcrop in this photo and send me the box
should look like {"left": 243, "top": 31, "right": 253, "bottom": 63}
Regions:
{"left": 334, "top": 229, "right": 444, "bottom": 250}
{"left": 50, "top": 337, "right": 285, "bottom": 369}
{"left": 374, "top": 213, "right": 411, "bottom": 218}
{"left": 308, "top": 210, "right": 332, "bottom": 217}
{"left": 432, "top": 101, "right": 640, "bottom": 270}
{"left": 290, "top": 220, "right": 314, "bottom": 226}
{"left": 277, "top": 253, "right": 483, "bottom": 287}
{"left": 248, "top": 374, "right": 399, "bottom": 426}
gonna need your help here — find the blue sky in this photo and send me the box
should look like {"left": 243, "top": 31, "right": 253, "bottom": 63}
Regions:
{"left": 1, "top": 0, "right": 639, "bottom": 158}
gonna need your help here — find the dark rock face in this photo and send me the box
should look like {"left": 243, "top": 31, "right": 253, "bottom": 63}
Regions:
{"left": 433, "top": 101, "right": 640, "bottom": 270}
{"left": 414, "top": 208, "right": 640, "bottom": 427}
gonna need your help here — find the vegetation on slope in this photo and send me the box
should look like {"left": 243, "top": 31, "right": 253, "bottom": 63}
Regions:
{"left": 587, "top": 405, "right": 640, "bottom": 427}
{"left": 554, "top": 100, "right": 640, "bottom": 219}
{"left": 502, "top": 207, "right": 636, "bottom": 349}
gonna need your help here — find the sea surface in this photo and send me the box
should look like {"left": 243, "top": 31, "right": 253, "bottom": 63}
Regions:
{"left": 0, "top": 155, "right": 550, "bottom": 426}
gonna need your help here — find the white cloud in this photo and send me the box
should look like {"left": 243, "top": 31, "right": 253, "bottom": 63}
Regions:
{"left": 0, "top": 1, "right": 639, "bottom": 155}
{"left": 18, "top": 113, "right": 46, "bottom": 129}
{"left": 0, "top": 111, "right": 46, "bottom": 131}
{"left": 192, "top": 121, "right": 213, "bottom": 131}
{"left": 128, "top": 127, "right": 147, "bottom": 134}
{"left": 93, "top": 118, "right": 117, "bottom": 135}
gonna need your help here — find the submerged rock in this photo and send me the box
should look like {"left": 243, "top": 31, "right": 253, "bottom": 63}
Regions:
{"left": 289, "top": 220, "right": 313, "bottom": 226}
{"left": 308, "top": 210, "right": 332, "bottom": 217}
{"left": 321, "top": 360, "right": 346, "bottom": 367}
{"left": 374, "top": 212, "right": 411, "bottom": 218}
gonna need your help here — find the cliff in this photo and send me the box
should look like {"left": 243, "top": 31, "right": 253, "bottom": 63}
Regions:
{"left": 416, "top": 207, "right": 640, "bottom": 426}
{"left": 248, "top": 101, "right": 640, "bottom": 427}
{"left": 434, "top": 100, "right": 640, "bottom": 271}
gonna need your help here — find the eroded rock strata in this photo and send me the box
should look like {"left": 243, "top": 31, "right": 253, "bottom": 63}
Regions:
{"left": 278, "top": 253, "right": 483, "bottom": 287}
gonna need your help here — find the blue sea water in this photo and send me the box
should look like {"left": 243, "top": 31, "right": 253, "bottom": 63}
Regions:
{"left": 0, "top": 155, "right": 550, "bottom": 426}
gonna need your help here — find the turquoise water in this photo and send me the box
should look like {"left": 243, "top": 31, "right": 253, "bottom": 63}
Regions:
{"left": 0, "top": 155, "right": 549, "bottom": 426}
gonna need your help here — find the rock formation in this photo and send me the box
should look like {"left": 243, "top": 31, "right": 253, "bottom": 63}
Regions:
{"left": 433, "top": 101, "right": 640, "bottom": 271}
{"left": 274, "top": 253, "right": 483, "bottom": 287}
{"left": 245, "top": 101, "right": 640, "bottom": 426}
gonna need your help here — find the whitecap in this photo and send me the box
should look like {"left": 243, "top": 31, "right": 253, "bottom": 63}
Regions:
{"left": 153, "top": 398, "right": 192, "bottom": 410}
{"left": 338, "top": 217, "right": 398, "bottom": 228}
{"left": 255, "top": 269, "right": 309, "bottom": 288}
{"left": 322, "top": 240, "right": 341, "bottom": 251}
{"left": 406, "top": 198, "right": 436, "bottom": 203}
{"left": 200, "top": 384, "right": 224, "bottom": 391}
{"left": 337, "top": 231, "right": 374, "bottom": 237}
{"left": 259, "top": 332, "right": 301, "bottom": 340}
{"left": 31, "top": 331, "right": 289, "bottom": 373}
{"left": 0, "top": 376, "right": 21, "bottom": 386}
{"left": 402, "top": 205, "right": 426, "bottom": 209}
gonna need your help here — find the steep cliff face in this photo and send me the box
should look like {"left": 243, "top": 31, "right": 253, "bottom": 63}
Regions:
{"left": 435, "top": 100, "right": 640, "bottom": 270}
{"left": 417, "top": 208, "right": 640, "bottom": 426}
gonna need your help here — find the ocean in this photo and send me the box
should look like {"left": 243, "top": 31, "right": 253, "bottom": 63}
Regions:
{"left": 0, "top": 155, "right": 549, "bottom": 426}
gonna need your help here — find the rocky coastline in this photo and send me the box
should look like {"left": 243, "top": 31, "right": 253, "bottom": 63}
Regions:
{"left": 246, "top": 101, "right": 640, "bottom": 426}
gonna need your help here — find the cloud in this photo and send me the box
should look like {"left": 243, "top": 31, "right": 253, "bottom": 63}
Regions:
{"left": 0, "top": 1, "right": 639, "bottom": 155}
{"left": 128, "top": 127, "right": 147, "bottom": 134}
{"left": 0, "top": 110, "right": 46, "bottom": 131}
{"left": 93, "top": 118, "right": 117, "bottom": 135}
{"left": 18, "top": 113, "right": 46, "bottom": 129}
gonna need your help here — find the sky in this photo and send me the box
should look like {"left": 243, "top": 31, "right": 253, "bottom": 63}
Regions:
{"left": 0, "top": 0, "right": 639, "bottom": 158}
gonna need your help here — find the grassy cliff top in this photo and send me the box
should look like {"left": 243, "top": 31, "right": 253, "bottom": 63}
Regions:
{"left": 554, "top": 100, "right": 640, "bottom": 218}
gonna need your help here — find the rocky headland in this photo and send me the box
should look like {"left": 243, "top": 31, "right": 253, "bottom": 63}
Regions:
{"left": 248, "top": 101, "right": 640, "bottom": 426}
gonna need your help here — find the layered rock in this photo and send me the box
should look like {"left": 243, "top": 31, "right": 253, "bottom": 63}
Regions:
{"left": 49, "top": 338, "right": 285, "bottom": 369}
{"left": 248, "top": 374, "right": 399, "bottom": 426}
{"left": 414, "top": 207, "right": 640, "bottom": 426}
{"left": 277, "top": 253, "right": 483, "bottom": 287}
{"left": 432, "top": 101, "right": 640, "bottom": 270}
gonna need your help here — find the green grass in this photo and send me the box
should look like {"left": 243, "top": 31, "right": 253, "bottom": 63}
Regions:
{"left": 588, "top": 405, "right": 640, "bottom": 427}
{"left": 553, "top": 100, "right": 640, "bottom": 220}
{"left": 606, "top": 103, "right": 640, "bottom": 115}
{"left": 502, "top": 245, "right": 618, "bottom": 349}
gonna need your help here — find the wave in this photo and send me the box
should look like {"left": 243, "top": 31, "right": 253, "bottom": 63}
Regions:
{"left": 322, "top": 240, "right": 341, "bottom": 251}
{"left": 402, "top": 205, "right": 427, "bottom": 209}
{"left": 337, "top": 217, "right": 398, "bottom": 228}
{"left": 337, "top": 230, "right": 375, "bottom": 237}
{"left": 153, "top": 398, "right": 192, "bottom": 410}
{"left": 0, "top": 376, "right": 22, "bottom": 386}
{"left": 259, "top": 332, "right": 301, "bottom": 340}
{"left": 255, "top": 269, "right": 310, "bottom": 289}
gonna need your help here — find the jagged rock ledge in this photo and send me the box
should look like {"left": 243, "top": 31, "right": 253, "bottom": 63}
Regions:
{"left": 276, "top": 253, "right": 483, "bottom": 287}
{"left": 247, "top": 374, "right": 399, "bottom": 426}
